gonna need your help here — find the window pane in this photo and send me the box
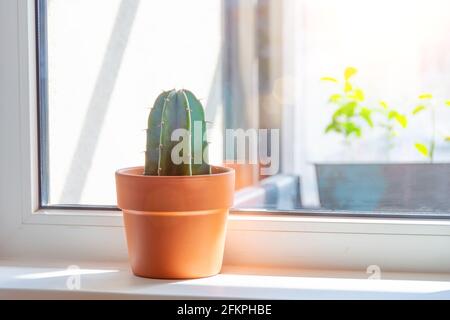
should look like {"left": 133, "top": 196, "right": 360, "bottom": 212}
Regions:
{"left": 43, "top": 0, "right": 223, "bottom": 205}
{"left": 292, "top": 0, "right": 450, "bottom": 214}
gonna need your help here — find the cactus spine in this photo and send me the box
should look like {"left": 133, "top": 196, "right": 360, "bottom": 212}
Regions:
{"left": 144, "top": 89, "right": 211, "bottom": 176}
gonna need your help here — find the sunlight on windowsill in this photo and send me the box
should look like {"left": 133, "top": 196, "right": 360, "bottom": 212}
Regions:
{"left": 15, "top": 268, "right": 119, "bottom": 280}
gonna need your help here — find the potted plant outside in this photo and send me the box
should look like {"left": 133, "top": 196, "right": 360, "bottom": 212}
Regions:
{"left": 411, "top": 93, "right": 450, "bottom": 161}
{"left": 316, "top": 68, "right": 450, "bottom": 212}
{"left": 115, "top": 89, "right": 235, "bottom": 279}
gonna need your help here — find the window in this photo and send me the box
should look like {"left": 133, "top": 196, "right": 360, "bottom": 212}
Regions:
{"left": 1, "top": 0, "right": 450, "bottom": 272}
{"left": 37, "top": 0, "right": 450, "bottom": 218}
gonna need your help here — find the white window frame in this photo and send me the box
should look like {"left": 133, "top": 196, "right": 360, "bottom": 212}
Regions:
{"left": 1, "top": 0, "right": 450, "bottom": 273}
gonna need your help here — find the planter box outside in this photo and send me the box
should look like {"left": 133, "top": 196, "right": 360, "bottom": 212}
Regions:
{"left": 315, "top": 163, "right": 450, "bottom": 212}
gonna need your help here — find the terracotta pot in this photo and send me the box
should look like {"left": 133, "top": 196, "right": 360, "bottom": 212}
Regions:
{"left": 223, "top": 162, "right": 259, "bottom": 190}
{"left": 115, "top": 166, "right": 234, "bottom": 279}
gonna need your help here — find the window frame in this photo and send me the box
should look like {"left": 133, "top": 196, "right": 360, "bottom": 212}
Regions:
{"left": 1, "top": 0, "right": 450, "bottom": 273}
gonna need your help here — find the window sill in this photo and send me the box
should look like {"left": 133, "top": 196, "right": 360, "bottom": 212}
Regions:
{"left": 7, "top": 209, "right": 450, "bottom": 273}
{"left": 1, "top": 260, "right": 450, "bottom": 299}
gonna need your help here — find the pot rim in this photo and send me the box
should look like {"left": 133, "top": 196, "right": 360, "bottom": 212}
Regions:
{"left": 115, "top": 165, "right": 235, "bottom": 211}
{"left": 116, "top": 165, "right": 234, "bottom": 180}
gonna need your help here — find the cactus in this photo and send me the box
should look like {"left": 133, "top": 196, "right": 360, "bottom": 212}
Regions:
{"left": 144, "top": 89, "right": 211, "bottom": 176}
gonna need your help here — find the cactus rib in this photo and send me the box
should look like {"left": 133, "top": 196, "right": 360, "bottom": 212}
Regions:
{"left": 144, "top": 89, "right": 211, "bottom": 176}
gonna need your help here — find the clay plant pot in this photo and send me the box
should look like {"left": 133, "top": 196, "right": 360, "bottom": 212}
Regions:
{"left": 115, "top": 166, "right": 235, "bottom": 279}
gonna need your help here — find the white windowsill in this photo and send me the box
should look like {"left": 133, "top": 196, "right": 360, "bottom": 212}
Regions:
{"left": 1, "top": 260, "right": 450, "bottom": 299}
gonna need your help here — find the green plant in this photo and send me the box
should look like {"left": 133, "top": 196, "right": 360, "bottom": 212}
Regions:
{"left": 321, "top": 67, "right": 373, "bottom": 143}
{"left": 376, "top": 100, "right": 408, "bottom": 145}
{"left": 411, "top": 94, "right": 450, "bottom": 162}
{"left": 144, "top": 89, "right": 211, "bottom": 176}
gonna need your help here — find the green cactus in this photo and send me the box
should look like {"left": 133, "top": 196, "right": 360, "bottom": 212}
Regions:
{"left": 144, "top": 89, "right": 211, "bottom": 176}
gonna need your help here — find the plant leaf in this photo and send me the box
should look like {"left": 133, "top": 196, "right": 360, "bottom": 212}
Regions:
{"left": 418, "top": 93, "right": 433, "bottom": 99}
{"left": 347, "top": 89, "right": 364, "bottom": 101}
{"left": 321, "top": 77, "right": 338, "bottom": 83}
{"left": 414, "top": 143, "right": 429, "bottom": 158}
{"left": 388, "top": 110, "right": 398, "bottom": 120}
{"left": 394, "top": 113, "right": 407, "bottom": 128}
{"left": 325, "top": 122, "right": 338, "bottom": 134}
{"left": 354, "top": 88, "right": 365, "bottom": 101}
{"left": 343, "top": 122, "right": 361, "bottom": 137}
{"left": 360, "top": 107, "right": 373, "bottom": 127}
{"left": 380, "top": 101, "right": 388, "bottom": 109}
{"left": 344, "top": 81, "right": 352, "bottom": 93}
{"left": 329, "top": 94, "right": 342, "bottom": 103}
{"left": 344, "top": 67, "right": 358, "bottom": 80}
{"left": 412, "top": 105, "right": 426, "bottom": 115}
{"left": 333, "top": 102, "right": 357, "bottom": 120}
{"left": 445, "top": 100, "right": 450, "bottom": 106}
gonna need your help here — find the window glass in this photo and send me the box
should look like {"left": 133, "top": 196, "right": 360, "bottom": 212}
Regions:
{"left": 292, "top": 0, "right": 450, "bottom": 214}
{"left": 39, "top": 0, "right": 450, "bottom": 216}
{"left": 42, "top": 0, "right": 223, "bottom": 205}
